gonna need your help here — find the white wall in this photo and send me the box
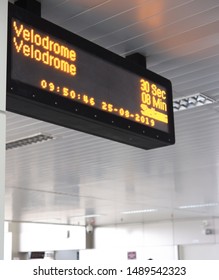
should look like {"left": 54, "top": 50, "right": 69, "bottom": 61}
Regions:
{"left": 0, "top": 0, "right": 7, "bottom": 260}
{"left": 80, "top": 246, "right": 178, "bottom": 261}
{"left": 173, "top": 218, "right": 216, "bottom": 245}
{"left": 90, "top": 222, "right": 177, "bottom": 260}
{"left": 10, "top": 218, "right": 219, "bottom": 260}
{"left": 179, "top": 244, "right": 219, "bottom": 260}
{"left": 9, "top": 222, "right": 86, "bottom": 258}
{"left": 0, "top": 115, "right": 6, "bottom": 259}
{"left": 94, "top": 222, "right": 174, "bottom": 249}
{"left": 91, "top": 218, "right": 219, "bottom": 260}
{"left": 4, "top": 222, "right": 12, "bottom": 260}
{"left": 176, "top": 218, "right": 219, "bottom": 259}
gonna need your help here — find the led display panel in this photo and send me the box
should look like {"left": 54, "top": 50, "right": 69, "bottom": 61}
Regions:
{"left": 7, "top": 3, "right": 175, "bottom": 150}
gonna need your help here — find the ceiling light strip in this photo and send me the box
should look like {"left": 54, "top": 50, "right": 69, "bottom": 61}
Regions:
{"left": 122, "top": 209, "right": 157, "bottom": 215}
{"left": 173, "top": 94, "right": 215, "bottom": 112}
{"left": 178, "top": 202, "right": 219, "bottom": 209}
{"left": 6, "top": 133, "right": 54, "bottom": 150}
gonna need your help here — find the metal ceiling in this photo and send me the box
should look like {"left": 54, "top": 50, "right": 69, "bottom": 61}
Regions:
{"left": 5, "top": 0, "right": 219, "bottom": 226}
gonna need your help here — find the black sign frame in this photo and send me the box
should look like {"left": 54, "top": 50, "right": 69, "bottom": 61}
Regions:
{"left": 7, "top": 3, "right": 175, "bottom": 150}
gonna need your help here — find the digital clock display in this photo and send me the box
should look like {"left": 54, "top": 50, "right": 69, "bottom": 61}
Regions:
{"left": 7, "top": 4, "right": 175, "bottom": 150}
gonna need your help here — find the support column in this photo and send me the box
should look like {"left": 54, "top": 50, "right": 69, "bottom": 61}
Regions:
{"left": 0, "top": 0, "right": 8, "bottom": 260}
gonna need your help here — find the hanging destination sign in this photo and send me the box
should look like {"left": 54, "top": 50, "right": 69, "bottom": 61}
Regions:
{"left": 7, "top": 3, "right": 175, "bottom": 150}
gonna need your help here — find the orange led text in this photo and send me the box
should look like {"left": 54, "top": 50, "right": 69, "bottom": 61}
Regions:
{"left": 13, "top": 20, "right": 77, "bottom": 76}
